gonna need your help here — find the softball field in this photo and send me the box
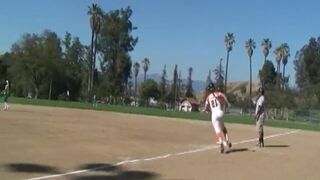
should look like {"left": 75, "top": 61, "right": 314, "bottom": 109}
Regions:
{"left": 1, "top": 104, "right": 320, "bottom": 180}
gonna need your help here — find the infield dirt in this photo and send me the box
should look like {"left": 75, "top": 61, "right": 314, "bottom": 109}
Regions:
{"left": 1, "top": 104, "right": 319, "bottom": 180}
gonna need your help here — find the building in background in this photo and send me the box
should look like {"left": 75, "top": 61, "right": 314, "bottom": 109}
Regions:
{"left": 179, "top": 98, "right": 199, "bottom": 112}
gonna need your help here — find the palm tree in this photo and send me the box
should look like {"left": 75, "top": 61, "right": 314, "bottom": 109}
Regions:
{"left": 261, "top": 38, "right": 272, "bottom": 64}
{"left": 142, "top": 58, "right": 150, "bottom": 82}
{"left": 273, "top": 46, "right": 282, "bottom": 89}
{"left": 92, "top": 8, "right": 103, "bottom": 94}
{"left": 224, "top": 32, "right": 235, "bottom": 95}
{"left": 87, "top": 3, "right": 103, "bottom": 100}
{"left": 245, "top": 38, "right": 256, "bottom": 116}
{"left": 280, "top": 43, "right": 290, "bottom": 81}
{"left": 133, "top": 62, "right": 140, "bottom": 105}
{"left": 273, "top": 46, "right": 282, "bottom": 74}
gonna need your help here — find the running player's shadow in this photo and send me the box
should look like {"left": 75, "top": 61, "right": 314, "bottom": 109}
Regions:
{"left": 225, "top": 148, "right": 249, "bottom": 154}
{"left": 4, "top": 163, "right": 60, "bottom": 174}
{"left": 264, "top": 144, "right": 290, "bottom": 148}
{"left": 73, "top": 170, "right": 159, "bottom": 180}
{"left": 78, "top": 163, "right": 119, "bottom": 172}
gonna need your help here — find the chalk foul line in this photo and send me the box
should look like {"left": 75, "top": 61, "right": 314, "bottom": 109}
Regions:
{"left": 25, "top": 129, "right": 299, "bottom": 180}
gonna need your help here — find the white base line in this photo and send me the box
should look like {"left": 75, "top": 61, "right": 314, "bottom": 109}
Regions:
{"left": 25, "top": 130, "right": 299, "bottom": 180}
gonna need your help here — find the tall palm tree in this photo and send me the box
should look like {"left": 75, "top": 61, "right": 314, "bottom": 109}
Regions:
{"left": 261, "top": 38, "right": 272, "bottom": 64}
{"left": 87, "top": 3, "right": 103, "bottom": 100}
{"left": 133, "top": 62, "right": 140, "bottom": 105}
{"left": 280, "top": 43, "right": 290, "bottom": 81}
{"left": 273, "top": 46, "right": 282, "bottom": 74}
{"left": 224, "top": 32, "right": 235, "bottom": 95}
{"left": 92, "top": 9, "right": 103, "bottom": 94}
{"left": 274, "top": 44, "right": 290, "bottom": 89}
{"left": 245, "top": 38, "right": 256, "bottom": 116}
{"left": 142, "top": 58, "right": 150, "bottom": 82}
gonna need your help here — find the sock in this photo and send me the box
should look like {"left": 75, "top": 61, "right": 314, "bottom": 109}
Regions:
{"left": 225, "top": 133, "right": 229, "bottom": 142}
{"left": 216, "top": 132, "right": 222, "bottom": 144}
{"left": 222, "top": 127, "right": 229, "bottom": 142}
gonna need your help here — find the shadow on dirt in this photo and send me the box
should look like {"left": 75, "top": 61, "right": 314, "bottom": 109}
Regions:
{"left": 264, "top": 144, "right": 290, "bottom": 148}
{"left": 73, "top": 163, "right": 159, "bottom": 180}
{"left": 72, "top": 170, "right": 158, "bottom": 180}
{"left": 4, "top": 163, "right": 60, "bottom": 174}
{"left": 4, "top": 162, "right": 159, "bottom": 180}
{"left": 225, "top": 148, "right": 249, "bottom": 154}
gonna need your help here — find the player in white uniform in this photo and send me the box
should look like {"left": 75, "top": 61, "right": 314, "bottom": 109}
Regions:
{"left": 203, "top": 83, "right": 232, "bottom": 153}
{"left": 255, "top": 87, "right": 265, "bottom": 147}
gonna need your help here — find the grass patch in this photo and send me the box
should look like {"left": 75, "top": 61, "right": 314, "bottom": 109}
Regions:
{"left": 9, "top": 97, "right": 320, "bottom": 131}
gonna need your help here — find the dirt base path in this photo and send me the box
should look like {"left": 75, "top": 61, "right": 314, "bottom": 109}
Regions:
{"left": 0, "top": 104, "right": 319, "bottom": 180}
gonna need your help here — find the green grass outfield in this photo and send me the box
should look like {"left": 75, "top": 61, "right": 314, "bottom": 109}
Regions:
{"left": 8, "top": 97, "right": 320, "bottom": 131}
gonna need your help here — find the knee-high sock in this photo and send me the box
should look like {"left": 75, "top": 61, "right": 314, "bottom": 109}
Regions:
{"left": 216, "top": 132, "right": 222, "bottom": 143}
{"left": 217, "top": 132, "right": 228, "bottom": 146}
{"left": 223, "top": 127, "right": 229, "bottom": 142}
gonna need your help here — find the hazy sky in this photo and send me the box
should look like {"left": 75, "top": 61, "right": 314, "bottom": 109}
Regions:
{"left": 1, "top": 0, "right": 320, "bottom": 86}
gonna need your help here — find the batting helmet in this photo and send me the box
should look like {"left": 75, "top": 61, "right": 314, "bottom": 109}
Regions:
{"left": 206, "top": 82, "right": 215, "bottom": 92}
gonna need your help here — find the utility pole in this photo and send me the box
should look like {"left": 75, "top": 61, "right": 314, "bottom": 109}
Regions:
{"left": 219, "top": 58, "right": 223, "bottom": 92}
{"left": 174, "top": 81, "right": 177, "bottom": 110}
{"left": 219, "top": 58, "right": 227, "bottom": 112}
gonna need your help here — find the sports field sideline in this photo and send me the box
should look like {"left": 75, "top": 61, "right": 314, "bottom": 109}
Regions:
{"left": 1, "top": 104, "right": 320, "bottom": 180}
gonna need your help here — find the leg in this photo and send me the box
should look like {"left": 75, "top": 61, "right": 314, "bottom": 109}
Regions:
{"left": 256, "top": 114, "right": 265, "bottom": 147}
{"left": 259, "top": 126, "right": 264, "bottom": 147}
{"left": 212, "top": 119, "right": 224, "bottom": 153}
{"left": 222, "top": 124, "right": 228, "bottom": 141}
{"left": 4, "top": 102, "right": 8, "bottom": 110}
{"left": 3, "top": 96, "right": 9, "bottom": 110}
{"left": 212, "top": 120, "right": 222, "bottom": 144}
{"left": 221, "top": 122, "right": 232, "bottom": 148}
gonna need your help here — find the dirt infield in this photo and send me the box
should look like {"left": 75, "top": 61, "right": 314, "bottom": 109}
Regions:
{"left": 1, "top": 104, "right": 320, "bottom": 180}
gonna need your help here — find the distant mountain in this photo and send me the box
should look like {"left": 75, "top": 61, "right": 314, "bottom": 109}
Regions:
{"left": 187, "top": 79, "right": 207, "bottom": 93}
{"left": 226, "top": 81, "right": 260, "bottom": 97}
{"left": 137, "top": 73, "right": 161, "bottom": 83}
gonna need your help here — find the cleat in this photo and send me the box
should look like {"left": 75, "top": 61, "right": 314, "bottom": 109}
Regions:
{"left": 256, "top": 142, "right": 262, "bottom": 147}
{"left": 257, "top": 138, "right": 264, "bottom": 148}
{"left": 228, "top": 142, "right": 232, "bottom": 148}
{"left": 220, "top": 143, "right": 224, "bottom": 153}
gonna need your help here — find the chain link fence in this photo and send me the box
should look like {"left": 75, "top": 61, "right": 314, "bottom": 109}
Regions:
{"left": 266, "top": 108, "right": 320, "bottom": 124}
{"left": 228, "top": 107, "right": 320, "bottom": 124}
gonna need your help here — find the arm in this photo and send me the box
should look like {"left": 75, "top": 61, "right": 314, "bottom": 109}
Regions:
{"left": 255, "top": 97, "right": 264, "bottom": 121}
{"left": 4, "top": 85, "right": 9, "bottom": 94}
{"left": 217, "top": 92, "right": 231, "bottom": 108}
{"left": 255, "top": 106, "right": 261, "bottom": 120}
{"left": 203, "top": 99, "right": 211, "bottom": 113}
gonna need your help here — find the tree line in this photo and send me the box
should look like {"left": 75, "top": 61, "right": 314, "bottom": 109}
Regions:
{"left": 0, "top": 4, "right": 195, "bottom": 107}
{"left": 221, "top": 33, "right": 320, "bottom": 119}
{"left": 1, "top": 4, "right": 320, "bottom": 116}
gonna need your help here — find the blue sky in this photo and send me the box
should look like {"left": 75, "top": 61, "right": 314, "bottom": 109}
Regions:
{"left": 1, "top": 0, "right": 320, "bottom": 86}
